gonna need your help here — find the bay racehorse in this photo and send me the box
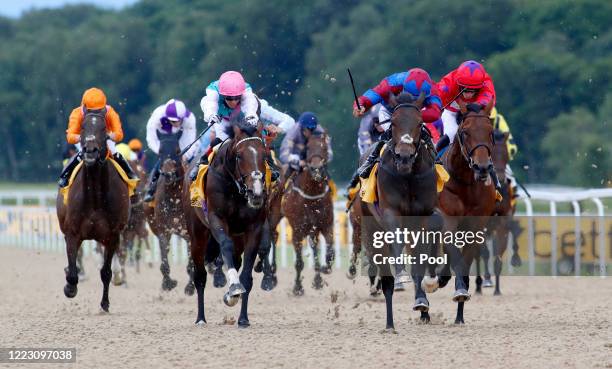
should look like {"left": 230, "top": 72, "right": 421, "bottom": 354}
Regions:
{"left": 475, "top": 128, "right": 519, "bottom": 295}
{"left": 56, "top": 108, "right": 130, "bottom": 312}
{"left": 282, "top": 131, "right": 334, "bottom": 295}
{"left": 184, "top": 118, "right": 269, "bottom": 327}
{"left": 437, "top": 100, "right": 497, "bottom": 324}
{"left": 145, "top": 130, "right": 194, "bottom": 294}
{"left": 351, "top": 92, "right": 442, "bottom": 330}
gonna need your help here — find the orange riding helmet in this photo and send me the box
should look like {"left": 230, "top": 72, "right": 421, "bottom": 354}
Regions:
{"left": 81, "top": 87, "right": 107, "bottom": 110}
{"left": 128, "top": 138, "right": 143, "bottom": 151}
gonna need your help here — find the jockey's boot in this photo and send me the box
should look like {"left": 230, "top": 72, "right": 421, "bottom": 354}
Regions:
{"left": 190, "top": 138, "right": 222, "bottom": 182}
{"left": 266, "top": 155, "right": 280, "bottom": 182}
{"left": 358, "top": 140, "right": 385, "bottom": 180}
{"left": 435, "top": 134, "right": 450, "bottom": 154}
{"left": 143, "top": 164, "right": 160, "bottom": 203}
{"left": 346, "top": 169, "right": 360, "bottom": 194}
{"left": 488, "top": 165, "right": 502, "bottom": 194}
{"left": 58, "top": 152, "right": 82, "bottom": 188}
{"left": 113, "top": 152, "right": 138, "bottom": 180}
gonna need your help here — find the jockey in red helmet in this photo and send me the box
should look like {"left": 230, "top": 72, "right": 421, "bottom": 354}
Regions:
{"left": 435, "top": 60, "right": 496, "bottom": 152}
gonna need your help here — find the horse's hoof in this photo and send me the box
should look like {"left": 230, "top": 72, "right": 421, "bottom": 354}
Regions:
{"left": 228, "top": 282, "right": 246, "bottom": 296}
{"left": 482, "top": 279, "right": 494, "bottom": 288}
{"left": 475, "top": 288, "right": 482, "bottom": 295}
{"left": 494, "top": 290, "right": 502, "bottom": 296}
{"left": 394, "top": 281, "right": 406, "bottom": 291}
{"left": 454, "top": 319, "right": 465, "bottom": 325}
{"left": 254, "top": 259, "right": 263, "bottom": 273}
{"left": 184, "top": 282, "right": 195, "bottom": 296}
{"left": 238, "top": 318, "right": 250, "bottom": 328}
{"left": 380, "top": 328, "right": 398, "bottom": 334}
{"left": 421, "top": 276, "right": 439, "bottom": 293}
{"left": 162, "top": 277, "right": 178, "bottom": 291}
{"left": 320, "top": 265, "right": 332, "bottom": 275}
{"left": 347, "top": 265, "right": 357, "bottom": 280}
{"left": 293, "top": 284, "right": 305, "bottom": 296}
{"left": 413, "top": 297, "right": 429, "bottom": 312}
{"left": 312, "top": 274, "right": 324, "bottom": 290}
{"left": 511, "top": 254, "right": 522, "bottom": 267}
{"left": 223, "top": 292, "right": 240, "bottom": 307}
{"left": 452, "top": 289, "right": 471, "bottom": 302}
{"left": 261, "top": 275, "right": 276, "bottom": 291}
{"left": 438, "top": 275, "right": 451, "bottom": 288}
{"left": 396, "top": 271, "right": 411, "bottom": 284}
{"left": 213, "top": 269, "right": 227, "bottom": 288}
{"left": 63, "top": 284, "right": 78, "bottom": 298}
{"left": 419, "top": 315, "right": 431, "bottom": 324}
{"left": 112, "top": 275, "right": 123, "bottom": 286}
{"left": 195, "top": 319, "right": 206, "bottom": 326}
{"left": 100, "top": 301, "right": 109, "bottom": 312}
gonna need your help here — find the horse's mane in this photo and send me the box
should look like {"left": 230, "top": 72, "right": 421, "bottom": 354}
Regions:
{"left": 396, "top": 92, "right": 416, "bottom": 104}
{"left": 224, "top": 116, "right": 258, "bottom": 139}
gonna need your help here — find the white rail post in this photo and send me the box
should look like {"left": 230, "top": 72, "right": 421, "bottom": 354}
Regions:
{"left": 591, "top": 198, "right": 606, "bottom": 278}
{"left": 550, "top": 201, "right": 557, "bottom": 277}
{"left": 571, "top": 200, "right": 581, "bottom": 277}
{"left": 524, "top": 198, "right": 535, "bottom": 276}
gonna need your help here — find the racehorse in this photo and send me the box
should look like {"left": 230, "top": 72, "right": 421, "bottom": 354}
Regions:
{"left": 475, "top": 128, "right": 519, "bottom": 295}
{"left": 350, "top": 92, "right": 442, "bottom": 330}
{"left": 281, "top": 131, "right": 334, "bottom": 295}
{"left": 121, "top": 158, "right": 151, "bottom": 275}
{"left": 184, "top": 118, "right": 269, "bottom": 327}
{"left": 437, "top": 100, "right": 497, "bottom": 323}
{"left": 145, "top": 130, "right": 194, "bottom": 294}
{"left": 56, "top": 109, "right": 130, "bottom": 312}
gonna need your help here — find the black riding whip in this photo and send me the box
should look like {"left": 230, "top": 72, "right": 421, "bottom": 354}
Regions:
{"left": 179, "top": 123, "right": 214, "bottom": 157}
{"left": 347, "top": 68, "right": 362, "bottom": 111}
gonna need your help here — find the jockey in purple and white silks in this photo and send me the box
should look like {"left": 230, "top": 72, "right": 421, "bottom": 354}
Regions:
{"left": 143, "top": 99, "right": 197, "bottom": 202}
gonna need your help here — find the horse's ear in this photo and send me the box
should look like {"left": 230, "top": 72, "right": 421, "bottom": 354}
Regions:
{"left": 484, "top": 99, "right": 494, "bottom": 116}
{"left": 458, "top": 99, "right": 467, "bottom": 114}
{"left": 388, "top": 92, "right": 398, "bottom": 108}
{"left": 416, "top": 91, "right": 426, "bottom": 108}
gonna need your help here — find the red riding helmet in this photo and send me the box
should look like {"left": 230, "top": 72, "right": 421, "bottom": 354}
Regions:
{"left": 456, "top": 60, "right": 486, "bottom": 89}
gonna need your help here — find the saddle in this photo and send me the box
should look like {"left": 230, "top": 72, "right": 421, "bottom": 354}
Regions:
{"left": 359, "top": 143, "right": 449, "bottom": 204}
{"left": 60, "top": 158, "right": 139, "bottom": 205}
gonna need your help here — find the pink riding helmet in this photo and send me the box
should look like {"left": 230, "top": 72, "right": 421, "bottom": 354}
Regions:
{"left": 218, "top": 71, "right": 246, "bottom": 97}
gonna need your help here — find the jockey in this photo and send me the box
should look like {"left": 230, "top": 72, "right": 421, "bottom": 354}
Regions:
{"left": 279, "top": 112, "right": 333, "bottom": 178}
{"left": 348, "top": 68, "right": 442, "bottom": 189}
{"left": 357, "top": 104, "right": 383, "bottom": 156}
{"left": 58, "top": 87, "right": 137, "bottom": 187}
{"left": 128, "top": 138, "right": 145, "bottom": 165}
{"left": 190, "top": 71, "right": 259, "bottom": 179}
{"left": 61, "top": 143, "right": 78, "bottom": 167}
{"left": 435, "top": 60, "right": 496, "bottom": 151}
{"left": 490, "top": 107, "right": 519, "bottom": 197}
{"left": 143, "top": 99, "right": 198, "bottom": 202}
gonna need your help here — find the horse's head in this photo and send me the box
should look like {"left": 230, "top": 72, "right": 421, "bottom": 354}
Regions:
{"left": 228, "top": 118, "right": 267, "bottom": 209}
{"left": 157, "top": 130, "right": 183, "bottom": 184}
{"left": 80, "top": 109, "right": 108, "bottom": 166}
{"left": 305, "top": 131, "right": 329, "bottom": 182}
{"left": 492, "top": 128, "right": 509, "bottom": 184}
{"left": 388, "top": 92, "right": 426, "bottom": 174}
{"left": 456, "top": 100, "right": 495, "bottom": 182}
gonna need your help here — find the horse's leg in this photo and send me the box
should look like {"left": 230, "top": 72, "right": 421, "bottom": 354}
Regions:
{"left": 455, "top": 275, "right": 470, "bottom": 325}
{"left": 475, "top": 250, "right": 483, "bottom": 294}
{"left": 321, "top": 228, "right": 334, "bottom": 275}
{"left": 208, "top": 214, "right": 245, "bottom": 304}
{"left": 158, "top": 233, "right": 177, "bottom": 291}
{"left": 76, "top": 246, "right": 85, "bottom": 278}
{"left": 64, "top": 234, "right": 80, "bottom": 298}
{"left": 293, "top": 235, "right": 305, "bottom": 296}
{"left": 510, "top": 218, "right": 522, "bottom": 267}
{"left": 144, "top": 237, "right": 153, "bottom": 269}
{"left": 445, "top": 244, "right": 470, "bottom": 324}
{"left": 493, "top": 220, "right": 509, "bottom": 296}
{"left": 381, "top": 273, "right": 396, "bottom": 331}
{"left": 412, "top": 256, "right": 430, "bottom": 323}
{"left": 238, "top": 229, "right": 261, "bottom": 328}
{"left": 111, "top": 252, "right": 123, "bottom": 286}
{"left": 134, "top": 237, "right": 141, "bottom": 273}
{"left": 184, "top": 244, "right": 195, "bottom": 296}
{"left": 347, "top": 217, "right": 361, "bottom": 279}
{"left": 259, "top": 219, "right": 276, "bottom": 291}
{"left": 311, "top": 235, "right": 324, "bottom": 290}
{"left": 482, "top": 240, "right": 493, "bottom": 287}
{"left": 191, "top": 238, "right": 208, "bottom": 325}
{"left": 100, "top": 236, "right": 119, "bottom": 312}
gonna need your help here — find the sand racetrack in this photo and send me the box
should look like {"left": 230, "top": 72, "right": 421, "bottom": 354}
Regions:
{"left": 1, "top": 246, "right": 610, "bottom": 369}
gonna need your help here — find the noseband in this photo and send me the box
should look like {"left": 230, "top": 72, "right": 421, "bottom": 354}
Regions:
{"left": 226, "top": 136, "right": 266, "bottom": 195}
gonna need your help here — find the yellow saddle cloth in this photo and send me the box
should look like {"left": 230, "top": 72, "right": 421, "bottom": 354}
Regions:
{"left": 189, "top": 146, "right": 274, "bottom": 208}
{"left": 60, "top": 158, "right": 139, "bottom": 205}
{"left": 358, "top": 144, "right": 450, "bottom": 204}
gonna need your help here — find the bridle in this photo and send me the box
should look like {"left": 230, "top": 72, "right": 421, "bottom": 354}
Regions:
{"left": 456, "top": 113, "right": 495, "bottom": 170}
{"left": 386, "top": 102, "right": 424, "bottom": 166}
{"left": 225, "top": 136, "right": 266, "bottom": 195}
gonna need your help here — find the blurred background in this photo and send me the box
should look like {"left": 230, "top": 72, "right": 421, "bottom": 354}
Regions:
{"left": 0, "top": 0, "right": 609, "bottom": 187}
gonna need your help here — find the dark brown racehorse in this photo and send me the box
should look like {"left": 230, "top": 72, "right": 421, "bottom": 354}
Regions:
{"left": 350, "top": 93, "right": 442, "bottom": 330}
{"left": 282, "top": 132, "right": 334, "bottom": 295}
{"left": 475, "top": 128, "right": 519, "bottom": 295}
{"left": 437, "top": 100, "right": 497, "bottom": 324}
{"left": 56, "top": 109, "right": 130, "bottom": 312}
{"left": 121, "top": 158, "right": 151, "bottom": 274}
{"left": 145, "top": 131, "right": 194, "bottom": 294}
{"left": 184, "top": 119, "right": 269, "bottom": 327}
